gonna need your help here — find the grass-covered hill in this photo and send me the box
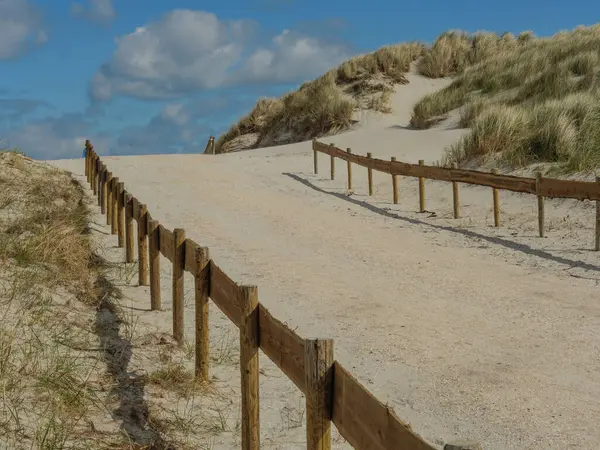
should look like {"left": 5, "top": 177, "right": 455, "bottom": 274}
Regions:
{"left": 216, "top": 24, "right": 600, "bottom": 174}
{"left": 215, "top": 42, "right": 425, "bottom": 153}
{"left": 412, "top": 25, "right": 600, "bottom": 173}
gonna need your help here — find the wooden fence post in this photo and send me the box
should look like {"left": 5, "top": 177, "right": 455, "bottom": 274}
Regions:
{"left": 346, "top": 148, "right": 352, "bottom": 191}
{"left": 138, "top": 204, "right": 148, "bottom": 286}
{"left": 596, "top": 175, "right": 600, "bottom": 251}
{"left": 101, "top": 165, "right": 108, "bottom": 215}
{"left": 88, "top": 152, "right": 93, "bottom": 185}
{"left": 92, "top": 155, "right": 98, "bottom": 196}
{"left": 117, "top": 183, "right": 125, "bottom": 247}
{"left": 91, "top": 151, "right": 97, "bottom": 189}
{"left": 491, "top": 168, "right": 500, "bottom": 227}
{"left": 305, "top": 339, "right": 334, "bottom": 450}
{"left": 195, "top": 246, "right": 210, "bottom": 381}
{"left": 313, "top": 140, "right": 319, "bottom": 175}
{"left": 85, "top": 140, "right": 90, "bottom": 179}
{"left": 97, "top": 161, "right": 103, "bottom": 207}
{"left": 452, "top": 163, "right": 460, "bottom": 219}
{"left": 111, "top": 177, "right": 119, "bottom": 235}
{"left": 367, "top": 152, "right": 373, "bottom": 196}
{"left": 418, "top": 160, "right": 425, "bottom": 213}
{"left": 125, "top": 193, "right": 134, "bottom": 262}
{"left": 89, "top": 154, "right": 94, "bottom": 185}
{"left": 106, "top": 173, "right": 113, "bottom": 226}
{"left": 329, "top": 143, "right": 335, "bottom": 180}
{"left": 91, "top": 152, "right": 97, "bottom": 191}
{"left": 149, "top": 219, "right": 161, "bottom": 310}
{"left": 240, "top": 285, "right": 260, "bottom": 450}
{"left": 92, "top": 157, "right": 97, "bottom": 197}
{"left": 391, "top": 157, "right": 399, "bottom": 204}
{"left": 86, "top": 146, "right": 92, "bottom": 184}
{"left": 96, "top": 165, "right": 103, "bottom": 208}
{"left": 536, "top": 172, "right": 545, "bottom": 238}
{"left": 173, "top": 228, "right": 185, "bottom": 344}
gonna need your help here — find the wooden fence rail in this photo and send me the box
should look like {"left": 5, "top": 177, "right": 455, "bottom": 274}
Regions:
{"left": 313, "top": 139, "right": 600, "bottom": 247}
{"left": 84, "top": 141, "right": 447, "bottom": 450}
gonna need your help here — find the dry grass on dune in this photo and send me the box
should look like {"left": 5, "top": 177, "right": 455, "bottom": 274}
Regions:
{"left": 0, "top": 150, "right": 107, "bottom": 448}
{"left": 215, "top": 42, "right": 424, "bottom": 153}
{"left": 0, "top": 151, "right": 245, "bottom": 449}
{"left": 217, "top": 23, "right": 600, "bottom": 173}
{"left": 411, "top": 25, "right": 600, "bottom": 172}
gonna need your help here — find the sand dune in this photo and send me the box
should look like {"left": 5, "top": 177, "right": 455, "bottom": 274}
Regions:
{"left": 51, "top": 73, "right": 600, "bottom": 449}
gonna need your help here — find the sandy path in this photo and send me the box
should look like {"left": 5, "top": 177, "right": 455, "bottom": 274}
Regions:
{"left": 54, "top": 147, "right": 600, "bottom": 449}
{"left": 50, "top": 75, "right": 600, "bottom": 449}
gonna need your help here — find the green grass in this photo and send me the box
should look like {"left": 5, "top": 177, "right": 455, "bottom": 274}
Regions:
{"left": 443, "top": 92, "right": 600, "bottom": 172}
{"left": 410, "top": 24, "right": 600, "bottom": 172}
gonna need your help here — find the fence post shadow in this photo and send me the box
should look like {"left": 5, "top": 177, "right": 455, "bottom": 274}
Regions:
{"left": 282, "top": 172, "right": 600, "bottom": 274}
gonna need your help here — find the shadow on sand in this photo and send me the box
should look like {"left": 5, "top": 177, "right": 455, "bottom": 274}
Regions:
{"left": 283, "top": 172, "right": 600, "bottom": 273}
{"left": 92, "top": 254, "right": 172, "bottom": 449}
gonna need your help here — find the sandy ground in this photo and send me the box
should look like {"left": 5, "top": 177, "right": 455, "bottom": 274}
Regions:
{"left": 51, "top": 73, "right": 600, "bottom": 449}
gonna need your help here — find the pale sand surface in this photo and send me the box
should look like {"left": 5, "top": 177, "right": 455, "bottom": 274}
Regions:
{"left": 51, "top": 74, "right": 600, "bottom": 449}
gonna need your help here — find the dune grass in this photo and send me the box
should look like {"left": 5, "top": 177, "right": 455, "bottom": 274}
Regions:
{"left": 216, "top": 23, "right": 600, "bottom": 172}
{"left": 411, "top": 24, "right": 600, "bottom": 172}
{"left": 443, "top": 93, "right": 600, "bottom": 172}
{"left": 0, "top": 151, "right": 240, "bottom": 448}
{"left": 0, "top": 151, "right": 113, "bottom": 448}
{"left": 215, "top": 42, "right": 424, "bottom": 153}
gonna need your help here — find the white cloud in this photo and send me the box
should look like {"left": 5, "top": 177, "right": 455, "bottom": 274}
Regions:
{"left": 90, "top": 9, "right": 352, "bottom": 101}
{"left": 0, "top": 0, "right": 47, "bottom": 59}
{"left": 71, "top": 0, "right": 116, "bottom": 24}
{"left": 115, "top": 102, "right": 213, "bottom": 155}
{"left": 3, "top": 113, "right": 107, "bottom": 160}
{"left": 236, "top": 29, "right": 350, "bottom": 84}
{"left": 0, "top": 92, "right": 278, "bottom": 159}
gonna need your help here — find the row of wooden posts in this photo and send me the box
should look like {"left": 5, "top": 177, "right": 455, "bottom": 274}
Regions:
{"left": 84, "top": 143, "right": 258, "bottom": 445}
{"left": 83, "top": 141, "right": 452, "bottom": 450}
{"left": 204, "top": 136, "right": 216, "bottom": 155}
{"left": 314, "top": 142, "right": 600, "bottom": 248}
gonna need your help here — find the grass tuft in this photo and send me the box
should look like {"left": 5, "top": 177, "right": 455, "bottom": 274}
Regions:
{"left": 215, "top": 43, "right": 424, "bottom": 153}
{"left": 411, "top": 24, "right": 600, "bottom": 172}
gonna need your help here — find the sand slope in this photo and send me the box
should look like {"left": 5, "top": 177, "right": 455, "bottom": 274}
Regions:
{"left": 51, "top": 75, "right": 600, "bottom": 449}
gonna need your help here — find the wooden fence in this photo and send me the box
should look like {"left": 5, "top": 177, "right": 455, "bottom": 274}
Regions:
{"left": 83, "top": 140, "right": 446, "bottom": 450}
{"left": 313, "top": 139, "right": 600, "bottom": 247}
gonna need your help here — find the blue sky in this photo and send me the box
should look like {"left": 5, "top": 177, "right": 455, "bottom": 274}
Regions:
{"left": 0, "top": 0, "right": 598, "bottom": 159}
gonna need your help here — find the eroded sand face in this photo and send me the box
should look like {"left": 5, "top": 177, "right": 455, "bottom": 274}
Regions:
{"left": 51, "top": 73, "right": 600, "bottom": 449}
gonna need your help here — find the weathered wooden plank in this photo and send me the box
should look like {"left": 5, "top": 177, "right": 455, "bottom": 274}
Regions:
{"left": 539, "top": 177, "right": 600, "bottom": 201}
{"left": 137, "top": 204, "right": 148, "bottom": 286}
{"left": 159, "top": 225, "right": 175, "bottom": 263}
{"left": 148, "top": 219, "right": 161, "bottom": 310}
{"left": 173, "top": 229, "right": 186, "bottom": 344}
{"left": 258, "top": 304, "right": 306, "bottom": 392}
{"left": 209, "top": 261, "right": 242, "bottom": 327}
{"left": 132, "top": 197, "right": 140, "bottom": 221}
{"left": 184, "top": 238, "right": 199, "bottom": 274}
{"left": 306, "top": 339, "right": 334, "bottom": 450}
{"left": 314, "top": 140, "right": 539, "bottom": 195}
{"left": 240, "top": 286, "right": 260, "bottom": 450}
{"left": 449, "top": 168, "right": 536, "bottom": 194}
{"left": 332, "top": 362, "right": 435, "bottom": 450}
